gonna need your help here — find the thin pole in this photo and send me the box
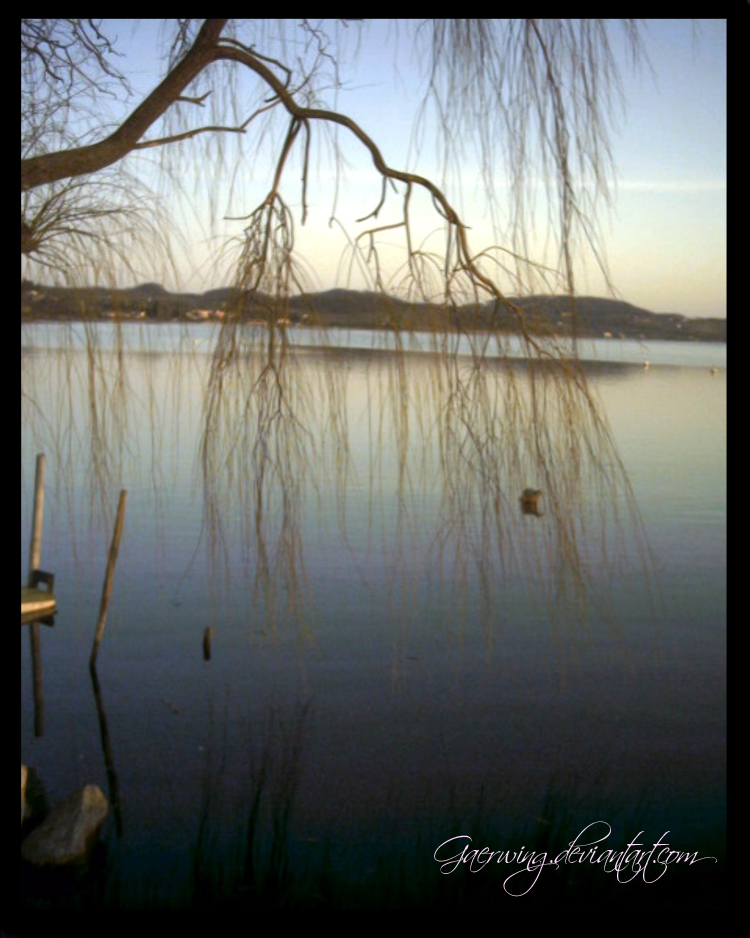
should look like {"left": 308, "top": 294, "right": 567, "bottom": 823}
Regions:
{"left": 28, "top": 453, "right": 46, "bottom": 737}
{"left": 30, "top": 624, "right": 44, "bottom": 738}
{"left": 28, "top": 453, "right": 46, "bottom": 580}
{"left": 89, "top": 490, "right": 128, "bottom": 670}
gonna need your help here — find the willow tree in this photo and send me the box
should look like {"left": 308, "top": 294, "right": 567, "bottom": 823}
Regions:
{"left": 21, "top": 19, "right": 652, "bottom": 635}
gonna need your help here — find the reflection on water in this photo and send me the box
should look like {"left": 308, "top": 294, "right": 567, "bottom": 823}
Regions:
{"left": 20, "top": 325, "right": 725, "bottom": 909}
{"left": 21, "top": 320, "right": 728, "bottom": 368}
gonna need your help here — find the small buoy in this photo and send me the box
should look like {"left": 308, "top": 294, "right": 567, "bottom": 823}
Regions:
{"left": 202, "top": 626, "right": 212, "bottom": 661}
{"left": 520, "top": 488, "right": 543, "bottom": 516}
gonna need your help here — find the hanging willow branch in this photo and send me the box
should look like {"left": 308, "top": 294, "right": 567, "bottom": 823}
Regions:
{"left": 22, "top": 19, "right": 654, "bottom": 637}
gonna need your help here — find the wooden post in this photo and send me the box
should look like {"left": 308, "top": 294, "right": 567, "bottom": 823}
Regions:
{"left": 28, "top": 453, "right": 46, "bottom": 737}
{"left": 28, "top": 453, "right": 46, "bottom": 578}
{"left": 89, "top": 490, "right": 128, "bottom": 670}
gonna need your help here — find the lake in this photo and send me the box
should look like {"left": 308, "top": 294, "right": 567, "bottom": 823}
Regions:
{"left": 20, "top": 322, "right": 726, "bottom": 911}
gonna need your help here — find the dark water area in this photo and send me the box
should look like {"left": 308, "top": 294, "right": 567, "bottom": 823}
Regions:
{"left": 19, "top": 326, "right": 726, "bottom": 916}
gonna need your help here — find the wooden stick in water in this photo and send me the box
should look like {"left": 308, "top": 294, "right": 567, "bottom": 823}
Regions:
{"left": 90, "top": 490, "right": 128, "bottom": 670}
{"left": 28, "top": 453, "right": 46, "bottom": 736}
{"left": 28, "top": 453, "right": 46, "bottom": 579}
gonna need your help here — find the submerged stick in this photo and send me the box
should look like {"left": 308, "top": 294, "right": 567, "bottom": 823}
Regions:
{"left": 203, "top": 626, "right": 212, "bottom": 661}
{"left": 89, "top": 664, "right": 123, "bottom": 836}
{"left": 89, "top": 490, "right": 128, "bottom": 670}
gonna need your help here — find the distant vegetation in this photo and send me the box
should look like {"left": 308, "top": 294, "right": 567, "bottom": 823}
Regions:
{"left": 21, "top": 281, "right": 725, "bottom": 342}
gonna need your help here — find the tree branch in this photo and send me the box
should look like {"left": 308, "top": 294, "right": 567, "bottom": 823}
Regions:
{"left": 133, "top": 123, "right": 245, "bottom": 151}
{"left": 21, "top": 18, "right": 228, "bottom": 191}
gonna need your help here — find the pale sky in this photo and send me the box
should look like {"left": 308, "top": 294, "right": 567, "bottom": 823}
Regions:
{"left": 34, "top": 19, "right": 727, "bottom": 318}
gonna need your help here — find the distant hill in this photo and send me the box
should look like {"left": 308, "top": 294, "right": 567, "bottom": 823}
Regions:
{"left": 505, "top": 295, "right": 726, "bottom": 342}
{"left": 122, "top": 282, "right": 172, "bottom": 296}
{"left": 20, "top": 281, "right": 726, "bottom": 342}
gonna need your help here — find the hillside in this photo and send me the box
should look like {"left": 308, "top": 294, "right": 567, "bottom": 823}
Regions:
{"left": 20, "top": 281, "right": 726, "bottom": 342}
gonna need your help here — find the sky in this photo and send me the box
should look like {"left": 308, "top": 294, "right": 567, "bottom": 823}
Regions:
{"left": 30, "top": 19, "right": 726, "bottom": 318}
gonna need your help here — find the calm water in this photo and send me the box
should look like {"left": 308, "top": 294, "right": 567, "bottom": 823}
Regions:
{"left": 20, "top": 324, "right": 726, "bottom": 908}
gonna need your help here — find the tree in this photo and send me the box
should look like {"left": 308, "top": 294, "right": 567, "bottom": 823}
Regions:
{"left": 22, "top": 20, "right": 645, "bottom": 300}
{"left": 21, "top": 20, "right": 652, "bottom": 633}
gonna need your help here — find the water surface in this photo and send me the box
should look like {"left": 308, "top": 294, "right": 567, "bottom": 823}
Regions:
{"left": 20, "top": 325, "right": 726, "bottom": 908}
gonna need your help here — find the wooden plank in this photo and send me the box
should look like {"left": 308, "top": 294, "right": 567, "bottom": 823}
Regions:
{"left": 21, "top": 587, "right": 57, "bottom": 624}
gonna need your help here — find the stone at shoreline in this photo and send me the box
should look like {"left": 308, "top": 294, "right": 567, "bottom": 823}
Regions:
{"left": 21, "top": 784, "right": 109, "bottom": 867}
{"left": 20, "top": 764, "right": 49, "bottom": 831}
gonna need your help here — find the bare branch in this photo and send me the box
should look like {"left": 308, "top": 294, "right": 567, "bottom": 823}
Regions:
{"left": 133, "top": 123, "right": 246, "bottom": 151}
{"left": 175, "top": 91, "right": 212, "bottom": 106}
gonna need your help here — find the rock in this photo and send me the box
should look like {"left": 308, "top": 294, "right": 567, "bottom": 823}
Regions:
{"left": 21, "top": 764, "right": 28, "bottom": 826}
{"left": 21, "top": 765, "right": 49, "bottom": 831}
{"left": 21, "top": 784, "right": 109, "bottom": 867}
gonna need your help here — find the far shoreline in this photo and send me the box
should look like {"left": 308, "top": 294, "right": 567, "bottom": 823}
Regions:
{"left": 21, "top": 281, "right": 726, "bottom": 344}
{"left": 20, "top": 312, "right": 727, "bottom": 345}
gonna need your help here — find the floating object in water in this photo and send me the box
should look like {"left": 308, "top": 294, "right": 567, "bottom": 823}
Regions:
{"left": 203, "top": 626, "right": 213, "bottom": 661}
{"left": 520, "top": 488, "right": 543, "bottom": 516}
